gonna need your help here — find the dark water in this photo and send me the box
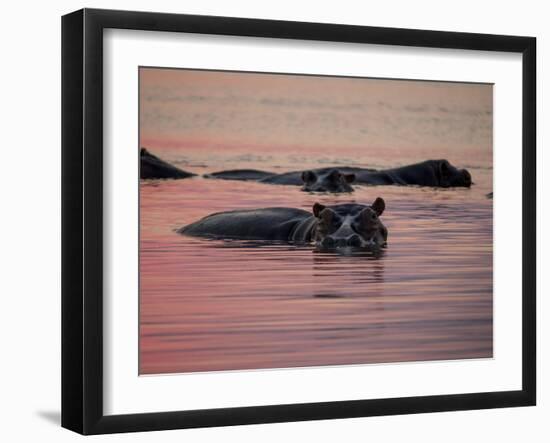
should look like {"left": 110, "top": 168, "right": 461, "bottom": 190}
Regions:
{"left": 139, "top": 168, "right": 492, "bottom": 375}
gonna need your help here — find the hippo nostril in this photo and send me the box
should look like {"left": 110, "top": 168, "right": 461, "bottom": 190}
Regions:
{"left": 335, "top": 238, "right": 348, "bottom": 247}
{"left": 347, "top": 234, "right": 362, "bottom": 247}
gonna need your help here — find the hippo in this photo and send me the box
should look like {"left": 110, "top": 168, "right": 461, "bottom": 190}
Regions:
{"left": 205, "top": 159, "right": 471, "bottom": 191}
{"left": 140, "top": 148, "right": 196, "bottom": 180}
{"left": 351, "top": 159, "right": 472, "bottom": 187}
{"left": 178, "top": 198, "right": 388, "bottom": 249}
{"left": 205, "top": 166, "right": 364, "bottom": 192}
{"left": 291, "top": 169, "right": 355, "bottom": 193}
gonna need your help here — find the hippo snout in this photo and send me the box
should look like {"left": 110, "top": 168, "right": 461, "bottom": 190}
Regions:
{"left": 322, "top": 234, "right": 363, "bottom": 248}
{"left": 462, "top": 169, "right": 472, "bottom": 187}
{"left": 321, "top": 237, "right": 336, "bottom": 248}
{"left": 347, "top": 234, "right": 363, "bottom": 247}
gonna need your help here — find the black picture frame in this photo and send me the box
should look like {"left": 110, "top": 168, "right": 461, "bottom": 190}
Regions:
{"left": 62, "top": 8, "right": 536, "bottom": 435}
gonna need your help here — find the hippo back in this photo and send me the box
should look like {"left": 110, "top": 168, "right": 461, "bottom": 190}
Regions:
{"left": 179, "top": 207, "right": 311, "bottom": 241}
{"left": 140, "top": 148, "right": 196, "bottom": 179}
{"left": 205, "top": 169, "right": 276, "bottom": 181}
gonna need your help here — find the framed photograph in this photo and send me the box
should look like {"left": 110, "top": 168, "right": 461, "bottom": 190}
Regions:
{"left": 62, "top": 8, "right": 536, "bottom": 435}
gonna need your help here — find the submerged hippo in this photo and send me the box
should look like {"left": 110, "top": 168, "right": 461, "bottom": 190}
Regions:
{"left": 140, "top": 148, "right": 196, "bottom": 180}
{"left": 294, "top": 169, "right": 355, "bottom": 193}
{"left": 205, "top": 159, "right": 471, "bottom": 191}
{"left": 179, "top": 198, "right": 388, "bottom": 249}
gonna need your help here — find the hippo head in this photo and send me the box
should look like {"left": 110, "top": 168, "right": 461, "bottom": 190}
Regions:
{"left": 301, "top": 169, "right": 355, "bottom": 193}
{"left": 311, "top": 198, "right": 387, "bottom": 249}
{"left": 436, "top": 160, "right": 472, "bottom": 188}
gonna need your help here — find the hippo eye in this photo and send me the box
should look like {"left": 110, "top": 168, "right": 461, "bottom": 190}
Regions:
{"left": 359, "top": 211, "right": 378, "bottom": 226}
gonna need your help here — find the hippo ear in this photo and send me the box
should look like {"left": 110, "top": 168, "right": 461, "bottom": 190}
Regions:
{"left": 344, "top": 173, "right": 356, "bottom": 183}
{"left": 328, "top": 169, "right": 341, "bottom": 180}
{"left": 371, "top": 197, "right": 385, "bottom": 216}
{"left": 313, "top": 202, "right": 326, "bottom": 218}
{"left": 140, "top": 148, "right": 147, "bottom": 156}
{"left": 302, "top": 170, "right": 317, "bottom": 184}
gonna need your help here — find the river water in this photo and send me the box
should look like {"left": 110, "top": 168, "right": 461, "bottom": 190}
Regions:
{"left": 139, "top": 69, "right": 493, "bottom": 375}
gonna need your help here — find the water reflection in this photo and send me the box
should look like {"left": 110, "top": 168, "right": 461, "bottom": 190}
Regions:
{"left": 313, "top": 245, "right": 386, "bottom": 259}
{"left": 310, "top": 250, "right": 386, "bottom": 298}
{"left": 191, "top": 239, "right": 388, "bottom": 295}
{"left": 140, "top": 171, "right": 493, "bottom": 375}
{"left": 194, "top": 236, "right": 386, "bottom": 258}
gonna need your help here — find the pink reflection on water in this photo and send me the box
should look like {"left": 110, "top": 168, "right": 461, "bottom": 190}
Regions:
{"left": 139, "top": 68, "right": 492, "bottom": 375}
{"left": 140, "top": 177, "right": 492, "bottom": 374}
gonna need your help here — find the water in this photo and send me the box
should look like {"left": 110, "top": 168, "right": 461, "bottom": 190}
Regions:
{"left": 140, "top": 166, "right": 492, "bottom": 375}
{"left": 139, "top": 69, "right": 492, "bottom": 375}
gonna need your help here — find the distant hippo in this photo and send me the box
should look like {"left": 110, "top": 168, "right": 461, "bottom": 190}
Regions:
{"left": 351, "top": 159, "right": 472, "bottom": 188}
{"left": 205, "top": 166, "right": 363, "bottom": 192}
{"left": 289, "top": 169, "right": 355, "bottom": 193}
{"left": 205, "top": 159, "right": 472, "bottom": 191}
{"left": 140, "top": 148, "right": 196, "bottom": 180}
{"left": 178, "top": 198, "right": 388, "bottom": 249}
